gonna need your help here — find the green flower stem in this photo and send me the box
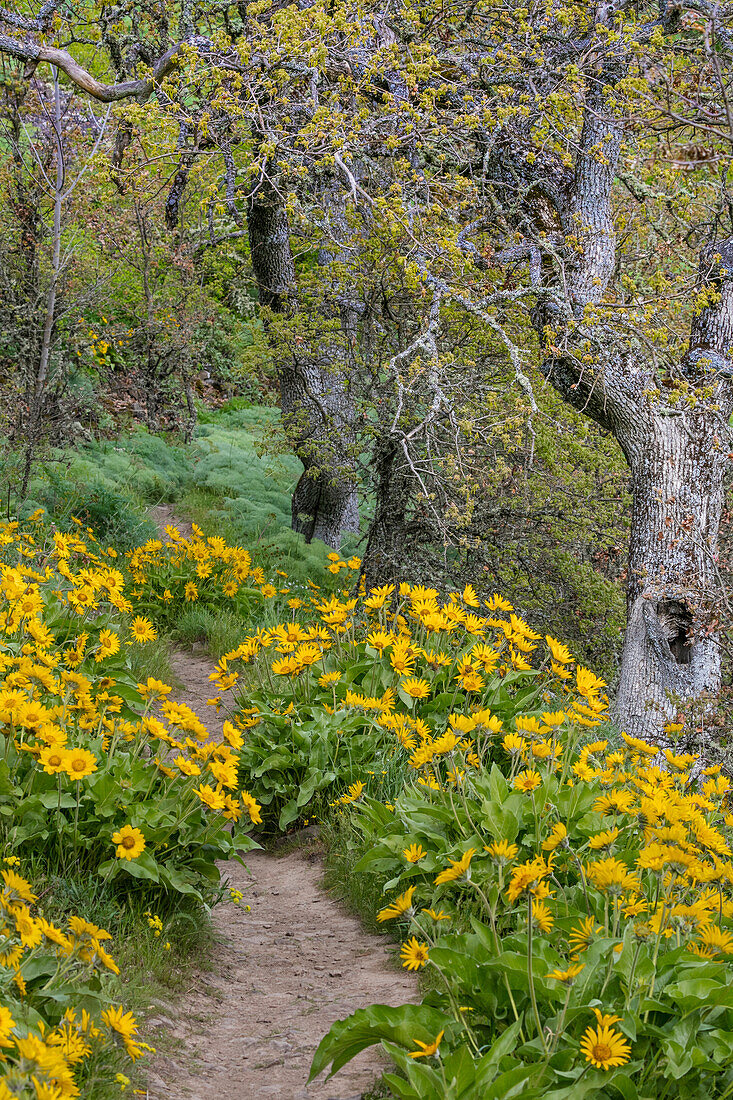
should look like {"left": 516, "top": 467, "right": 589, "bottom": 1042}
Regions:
{"left": 471, "top": 880, "right": 524, "bottom": 1036}
{"left": 527, "top": 895, "right": 548, "bottom": 1054}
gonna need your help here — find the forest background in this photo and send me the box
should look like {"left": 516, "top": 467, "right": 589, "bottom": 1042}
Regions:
{"left": 3, "top": 0, "right": 733, "bottom": 743}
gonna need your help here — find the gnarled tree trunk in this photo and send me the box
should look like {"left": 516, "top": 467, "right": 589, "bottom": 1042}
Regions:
{"left": 613, "top": 241, "right": 733, "bottom": 737}
{"left": 615, "top": 411, "right": 728, "bottom": 738}
{"left": 246, "top": 177, "right": 359, "bottom": 549}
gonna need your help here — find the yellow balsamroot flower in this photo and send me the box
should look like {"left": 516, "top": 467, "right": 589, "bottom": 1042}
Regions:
{"left": 195, "top": 784, "right": 227, "bottom": 811}
{"left": 390, "top": 643, "right": 417, "bottom": 675}
{"left": 130, "top": 616, "right": 157, "bottom": 643}
{"left": 38, "top": 745, "right": 68, "bottom": 775}
{"left": 400, "top": 937, "right": 430, "bottom": 970}
{"left": 568, "top": 915, "right": 602, "bottom": 955}
{"left": 377, "top": 886, "right": 417, "bottom": 923}
{"left": 101, "top": 1005, "right": 143, "bottom": 1059}
{"left": 512, "top": 712, "right": 541, "bottom": 730}
{"left": 422, "top": 908, "right": 450, "bottom": 922}
{"left": 366, "top": 630, "right": 393, "bottom": 653}
{"left": 484, "top": 840, "right": 519, "bottom": 863}
{"left": 449, "top": 714, "right": 477, "bottom": 734}
{"left": 111, "top": 825, "right": 146, "bottom": 861}
{"left": 502, "top": 732, "right": 527, "bottom": 756}
{"left": 209, "top": 760, "right": 238, "bottom": 790}
{"left": 621, "top": 732, "right": 658, "bottom": 756}
{"left": 431, "top": 731, "right": 464, "bottom": 756}
{"left": 586, "top": 857, "right": 641, "bottom": 896}
{"left": 530, "top": 900, "right": 554, "bottom": 933}
{"left": 0, "top": 1003, "right": 15, "bottom": 1045}
{"left": 461, "top": 584, "right": 480, "bottom": 607}
{"left": 1, "top": 870, "right": 36, "bottom": 906}
{"left": 435, "top": 848, "right": 476, "bottom": 885}
{"left": 137, "top": 677, "right": 172, "bottom": 699}
{"left": 174, "top": 756, "right": 201, "bottom": 777}
{"left": 13, "top": 1033, "right": 75, "bottom": 1090}
{"left": 14, "top": 904, "right": 42, "bottom": 948}
{"left": 408, "top": 1030, "right": 444, "bottom": 1059}
{"left": 338, "top": 781, "right": 365, "bottom": 805}
{"left": 541, "top": 710, "right": 566, "bottom": 726}
{"left": 63, "top": 748, "right": 98, "bottom": 781}
{"left": 95, "top": 629, "right": 120, "bottom": 662}
{"left": 580, "top": 1021, "right": 631, "bottom": 1070}
{"left": 401, "top": 676, "right": 431, "bottom": 700}
{"left": 37, "top": 918, "right": 71, "bottom": 954}
{"left": 403, "top": 844, "right": 426, "bottom": 863}
{"left": 542, "top": 822, "right": 567, "bottom": 851}
{"left": 474, "top": 710, "right": 503, "bottom": 734}
{"left": 546, "top": 962, "right": 585, "bottom": 984}
{"left": 576, "top": 666, "right": 606, "bottom": 698}
{"left": 545, "top": 635, "right": 573, "bottom": 664}
{"left": 318, "top": 671, "right": 342, "bottom": 687}
{"left": 513, "top": 770, "right": 541, "bottom": 793}
{"left": 221, "top": 721, "right": 244, "bottom": 750}
{"left": 485, "top": 593, "right": 513, "bottom": 611}
{"left": 664, "top": 748, "right": 698, "bottom": 771}
{"left": 589, "top": 827, "right": 620, "bottom": 850}
{"left": 272, "top": 655, "right": 301, "bottom": 677}
{"left": 240, "top": 791, "right": 262, "bottom": 824}
{"left": 695, "top": 925, "right": 733, "bottom": 956}
{"left": 594, "top": 790, "right": 636, "bottom": 816}
{"left": 506, "top": 856, "right": 553, "bottom": 904}
{"left": 510, "top": 650, "right": 532, "bottom": 672}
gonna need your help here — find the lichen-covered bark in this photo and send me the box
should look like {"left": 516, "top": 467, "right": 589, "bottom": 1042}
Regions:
{"left": 614, "top": 414, "right": 727, "bottom": 737}
{"left": 517, "top": 36, "right": 733, "bottom": 739}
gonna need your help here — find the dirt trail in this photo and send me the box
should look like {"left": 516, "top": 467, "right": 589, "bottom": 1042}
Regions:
{"left": 145, "top": 515, "right": 416, "bottom": 1099}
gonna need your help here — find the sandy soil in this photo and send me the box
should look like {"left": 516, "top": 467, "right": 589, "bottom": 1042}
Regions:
{"left": 144, "top": 513, "right": 416, "bottom": 1099}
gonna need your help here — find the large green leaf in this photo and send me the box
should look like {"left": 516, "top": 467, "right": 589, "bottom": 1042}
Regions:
{"left": 309, "top": 1003, "right": 450, "bottom": 1081}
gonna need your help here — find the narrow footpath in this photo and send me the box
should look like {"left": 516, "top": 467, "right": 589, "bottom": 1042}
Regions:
{"left": 145, "top": 637, "right": 416, "bottom": 1099}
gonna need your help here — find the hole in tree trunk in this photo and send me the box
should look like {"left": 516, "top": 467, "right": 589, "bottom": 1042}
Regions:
{"left": 657, "top": 600, "right": 693, "bottom": 665}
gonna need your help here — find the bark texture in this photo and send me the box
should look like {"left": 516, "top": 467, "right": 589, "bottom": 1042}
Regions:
{"left": 246, "top": 179, "right": 359, "bottom": 549}
{"left": 509, "top": 48, "right": 733, "bottom": 738}
{"left": 615, "top": 414, "right": 728, "bottom": 736}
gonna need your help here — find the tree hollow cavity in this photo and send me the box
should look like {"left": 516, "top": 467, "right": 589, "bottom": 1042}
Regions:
{"left": 657, "top": 600, "right": 693, "bottom": 665}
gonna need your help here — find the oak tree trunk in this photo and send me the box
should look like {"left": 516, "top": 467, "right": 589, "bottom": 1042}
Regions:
{"left": 615, "top": 412, "right": 727, "bottom": 739}
{"left": 246, "top": 178, "right": 359, "bottom": 549}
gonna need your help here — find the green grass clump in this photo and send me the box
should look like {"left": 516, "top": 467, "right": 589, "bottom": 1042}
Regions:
{"left": 180, "top": 405, "right": 361, "bottom": 586}
{"left": 171, "top": 605, "right": 250, "bottom": 659}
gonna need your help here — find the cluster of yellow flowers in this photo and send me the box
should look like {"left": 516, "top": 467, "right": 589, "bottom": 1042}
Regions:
{"left": 0, "top": 865, "right": 147, "bottom": 1098}
{"left": 218, "top": 578, "right": 606, "bottom": 771}
{"left": 0, "top": 514, "right": 272, "bottom": 1096}
{"left": 0, "top": 516, "right": 262, "bottom": 838}
{"left": 225, "top": 567, "right": 733, "bottom": 1087}
{"left": 127, "top": 523, "right": 277, "bottom": 607}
